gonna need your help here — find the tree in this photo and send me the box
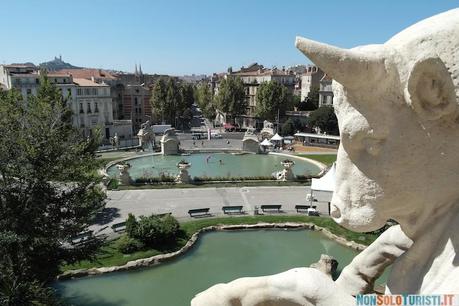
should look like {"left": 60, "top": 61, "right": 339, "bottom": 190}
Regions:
{"left": 150, "top": 77, "right": 188, "bottom": 127}
{"left": 150, "top": 78, "right": 168, "bottom": 124}
{"left": 179, "top": 83, "right": 195, "bottom": 109}
{"left": 297, "top": 86, "right": 320, "bottom": 111}
{"left": 0, "top": 76, "right": 106, "bottom": 304}
{"left": 214, "top": 77, "right": 246, "bottom": 122}
{"left": 165, "top": 78, "right": 180, "bottom": 126}
{"left": 281, "top": 118, "right": 295, "bottom": 136}
{"left": 195, "top": 83, "right": 216, "bottom": 120}
{"left": 308, "top": 106, "right": 339, "bottom": 135}
{"left": 255, "top": 81, "right": 294, "bottom": 121}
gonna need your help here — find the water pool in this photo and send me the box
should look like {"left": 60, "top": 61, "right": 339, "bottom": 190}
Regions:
{"left": 106, "top": 153, "right": 321, "bottom": 180}
{"left": 56, "top": 230, "right": 372, "bottom": 306}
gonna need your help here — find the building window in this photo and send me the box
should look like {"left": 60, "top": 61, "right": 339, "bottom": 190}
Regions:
{"left": 35, "top": 78, "right": 39, "bottom": 84}
{"left": 92, "top": 88, "right": 97, "bottom": 95}
{"left": 134, "top": 97, "right": 138, "bottom": 105}
{"left": 84, "top": 88, "right": 90, "bottom": 95}
{"left": 67, "top": 88, "right": 71, "bottom": 96}
{"left": 87, "top": 102, "right": 92, "bottom": 113}
{"left": 77, "top": 88, "right": 82, "bottom": 96}
{"left": 79, "top": 103, "right": 84, "bottom": 113}
{"left": 95, "top": 102, "right": 99, "bottom": 113}
{"left": 26, "top": 88, "right": 32, "bottom": 95}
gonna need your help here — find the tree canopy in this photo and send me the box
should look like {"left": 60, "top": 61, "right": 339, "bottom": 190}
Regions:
{"left": 297, "top": 86, "right": 319, "bottom": 111}
{"left": 214, "top": 77, "right": 246, "bottom": 121}
{"left": 150, "top": 77, "right": 195, "bottom": 128}
{"left": 255, "top": 81, "right": 294, "bottom": 121}
{"left": 308, "top": 105, "right": 339, "bottom": 135}
{"left": 0, "top": 76, "right": 106, "bottom": 304}
{"left": 195, "top": 83, "right": 215, "bottom": 120}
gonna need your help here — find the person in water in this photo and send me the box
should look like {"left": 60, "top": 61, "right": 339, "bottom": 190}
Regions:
{"left": 219, "top": 159, "right": 223, "bottom": 165}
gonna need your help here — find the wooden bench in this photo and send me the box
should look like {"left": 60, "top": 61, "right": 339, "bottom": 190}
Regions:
{"left": 295, "top": 205, "right": 317, "bottom": 213}
{"left": 70, "top": 230, "right": 94, "bottom": 245}
{"left": 260, "top": 205, "right": 282, "bottom": 213}
{"left": 111, "top": 221, "right": 127, "bottom": 233}
{"left": 188, "top": 208, "right": 210, "bottom": 217}
{"left": 222, "top": 206, "right": 244, "bottom": 215}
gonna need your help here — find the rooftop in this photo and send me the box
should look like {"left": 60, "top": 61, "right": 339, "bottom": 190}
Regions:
{"left": 294, "top": 132, "right": 340, "bottom": 140}
{"left": 73, "top": 78, "right": 108, "bottom": 87}
{"left": 54, "top": 68, "right": 117, "bottom": 80}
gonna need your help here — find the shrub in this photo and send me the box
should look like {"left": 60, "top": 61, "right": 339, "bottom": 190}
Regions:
{"left": 107, "top": 178, "right": 119, "bottom": 189}
{"left": 125, "top": 214, "right": 180, "bottom": 247}
{"left": 134, "top": 175, "right": 175, "bottom": 184}
{"left": 116, "top": 235, "right": 144, "bottom": 254}
{"left": 126, "top": 213, "right": 138, "bottom": 238}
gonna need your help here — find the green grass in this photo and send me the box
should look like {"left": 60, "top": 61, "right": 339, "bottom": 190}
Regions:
{"left": 297, "top": 154, "right": 337, "bottom": 166}
{"left": 61, "top": 215, "right": 377, "bottom": 272}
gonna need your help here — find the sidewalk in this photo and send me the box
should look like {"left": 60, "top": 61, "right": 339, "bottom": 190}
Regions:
{"left": 91, "top": 186, "right": 332, "bottom": 236}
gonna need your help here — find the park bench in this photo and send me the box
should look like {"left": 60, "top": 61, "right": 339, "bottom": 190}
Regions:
{"left": 307, "top": 208, "right": 320, "bottom": 216}
{"left": 70, "top": 230, "right": 94, "bottom": 245}
{"left": 111, "top": 221, "right": 127, "bottom": 233}
{"left": 260, "top": 204, "right": 282, "bottom": 213}
{"left": 188, "top": 208, "right": 210, "bottom": 217}
{"left": 295, "top": 205, "right": 317, "bottom": 213}
{"left": 222, "top": 205, "right": 244, "bottom": 215}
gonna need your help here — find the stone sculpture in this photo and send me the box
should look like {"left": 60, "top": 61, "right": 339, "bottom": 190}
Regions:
{"left": 160, "top": 128, "right": 179, "bottom": 155}
{"left": 176, "top": 160, "right": 192, "bottom": 184}
{"left": 192, "top": 8, "right": 459, "bottom": 305}
{"left": 116, "top": 163, "right": 132, "bottom": 185}
{"left": 275, "top": 159, "right": 295, "bottom": 181}
{"left": 242, "top": 128, "right": 260, "bottom": 153}
{"left": 137, "top": 120, "right": 154, "bottom": 149}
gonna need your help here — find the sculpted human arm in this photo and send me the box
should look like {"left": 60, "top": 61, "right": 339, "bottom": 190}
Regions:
{"left": 191, "top": 267, "right": 355, "bottom": 306}
{"left": 336, "top": 225, "right": 412, "bottom": 295}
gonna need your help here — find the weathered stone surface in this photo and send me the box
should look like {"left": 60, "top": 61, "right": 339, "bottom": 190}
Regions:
{"left": 192, "top": 8, "right": 459, "bottom": 305}
{"left": 310, "top": 254, "right": 338, "bottom": 278}
{"left": 160, "top": 128, "right": 179, "bottom": 155}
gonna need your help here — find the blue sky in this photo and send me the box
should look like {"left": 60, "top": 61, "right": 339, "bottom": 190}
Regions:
{"left": 1, "top": 0, "right": 458, "bottom": 75}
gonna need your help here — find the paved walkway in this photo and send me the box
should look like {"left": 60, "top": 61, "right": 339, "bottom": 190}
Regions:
{"left": 92, "top": 186, "right": 332, "bottom": 236}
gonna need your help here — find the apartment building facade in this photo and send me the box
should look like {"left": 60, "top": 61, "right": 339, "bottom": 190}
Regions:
{"left": 0, "top": 64, "right": 132, "bottom": 143}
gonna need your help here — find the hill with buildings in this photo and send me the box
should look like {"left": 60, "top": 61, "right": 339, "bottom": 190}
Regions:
{"left": 39, "top": 56, "right": 81, "bottom": 71}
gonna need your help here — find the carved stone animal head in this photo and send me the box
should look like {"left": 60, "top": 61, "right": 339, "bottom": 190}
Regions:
{"left": 296, "top": 9, "right": 459, "bottom": 234}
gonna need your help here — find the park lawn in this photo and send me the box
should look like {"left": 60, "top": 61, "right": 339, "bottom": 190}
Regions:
{"left": 61, "top": 215, "right": 377, "bottom": 272}
{"left": 298, "top": 154, "right": 337, "bottom": 166}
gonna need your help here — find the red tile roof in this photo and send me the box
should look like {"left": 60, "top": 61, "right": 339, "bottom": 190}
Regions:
{"left": 53, "top": 68, "right": 117, "bottom": 80}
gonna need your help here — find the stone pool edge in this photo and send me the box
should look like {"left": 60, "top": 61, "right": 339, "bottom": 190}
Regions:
{"left": 57, "top": 222, "right": 366, "bottom": 281}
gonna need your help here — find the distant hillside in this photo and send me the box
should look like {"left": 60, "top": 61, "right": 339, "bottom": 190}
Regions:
{"left": 39, "top": 56, "right": 81, "bottom": 71}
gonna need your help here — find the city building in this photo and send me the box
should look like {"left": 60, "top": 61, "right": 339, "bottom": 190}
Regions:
{"left": 299, "top": 66, "right": 324, "bottom": 102}
{"left": 0, "top": 64, "right": 133, "bottom": 144}
{"left": 318, "top": 74, "right": 334, "bottom": 107}
{"left": 226, "top": 63, "right": 297, "bottom": 128}
{"left": 121, "top": 84, "right": 152, "bottom": 133}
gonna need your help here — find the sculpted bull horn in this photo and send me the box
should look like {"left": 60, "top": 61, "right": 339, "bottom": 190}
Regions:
{"left": 295, "top": 36, "right": 386, "bottom": 90}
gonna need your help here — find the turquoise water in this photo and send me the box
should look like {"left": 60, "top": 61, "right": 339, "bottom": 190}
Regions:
{"left": 106, "top": 153, "right": 321, "bottom": 180}
{"left": 56, "top": 230, "right": 370, "bottom": 306}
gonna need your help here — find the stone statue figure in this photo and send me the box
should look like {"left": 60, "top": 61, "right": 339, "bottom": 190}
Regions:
{"left": 137, "top": 120, "right": 154, "bottom": 150}
{"left": 192, "top": 8, "right": 459, "bottom": 305}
